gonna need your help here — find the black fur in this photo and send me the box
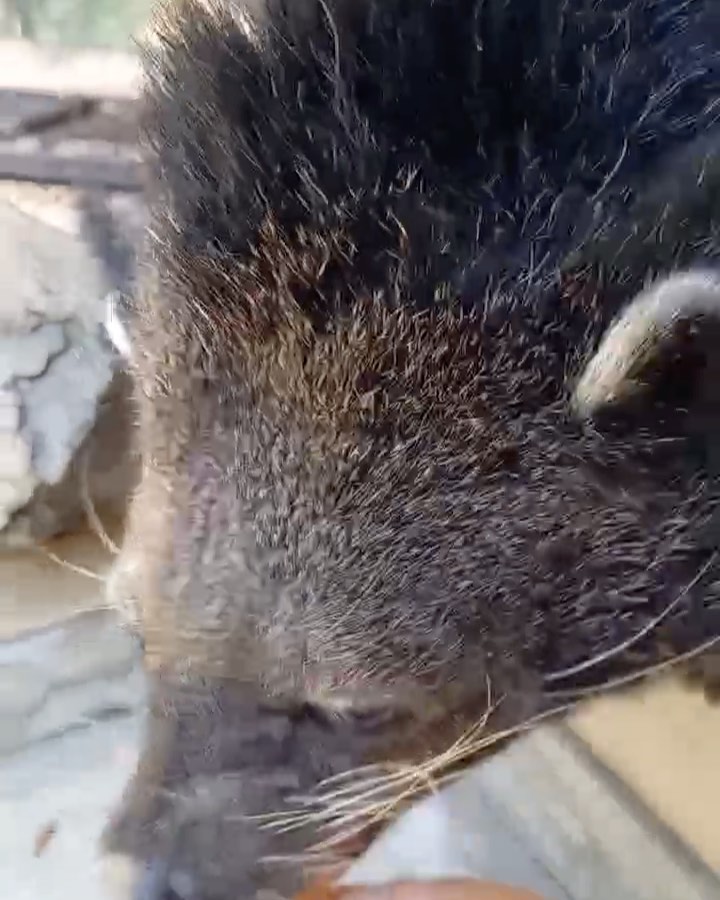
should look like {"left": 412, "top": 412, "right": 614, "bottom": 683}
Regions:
{"left": 145, "top": 0, "right": 720, "bottom": 296}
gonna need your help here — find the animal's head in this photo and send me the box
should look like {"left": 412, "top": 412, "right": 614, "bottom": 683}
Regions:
{"left": 103, "top": 0, "right": 720, "bottom": 898}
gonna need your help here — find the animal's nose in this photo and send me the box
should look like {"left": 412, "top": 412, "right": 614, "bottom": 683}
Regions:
{"left": 133, "top": 858, "right": 197, "bottom": 900}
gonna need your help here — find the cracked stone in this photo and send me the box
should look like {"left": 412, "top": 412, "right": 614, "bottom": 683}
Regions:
{"left": 18, "top": 330, "right": 114, "bottom": 485}
{"left": 0, "top": 322, "right": 66, "bottom": 386}
{"left": 0, "top": 193, "right": 137, "bottom": 545}
{"left": 0, "top": 431, "right": 37, "bottom": 528}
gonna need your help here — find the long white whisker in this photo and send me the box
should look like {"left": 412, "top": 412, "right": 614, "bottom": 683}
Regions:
{"left": 546, "top": 634, "right": 720, "bottom": 699}
{"left": 544, "top": 552, "right": 717, "bottom": 683}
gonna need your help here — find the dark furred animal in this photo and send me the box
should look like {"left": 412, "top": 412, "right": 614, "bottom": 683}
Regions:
{"left": 105, "top": 1, "right": 720, "bottom": 897}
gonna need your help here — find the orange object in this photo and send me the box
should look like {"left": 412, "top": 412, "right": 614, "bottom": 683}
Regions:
{"left": 296, "top": 878, "right": 545, "bottom": 900}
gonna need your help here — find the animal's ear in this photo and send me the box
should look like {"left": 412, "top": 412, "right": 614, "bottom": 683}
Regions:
{"left": 571, "top": 269, "right": 720, "bottom": 420}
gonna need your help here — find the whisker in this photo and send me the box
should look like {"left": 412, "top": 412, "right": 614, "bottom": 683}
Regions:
{"left": 313, "top": 763, "right": 409, "bottom": 790}
{"left": 546, "top": 634, "right": 720, "bottom": 699}
{"left": 37, "top": 546, "right": 107, "bottom": 582}
{"left": 79, "top": 446, "right": 121, "bottom": 555}
{"left": 257, "top": 700, "right": 572, "bottom": 848}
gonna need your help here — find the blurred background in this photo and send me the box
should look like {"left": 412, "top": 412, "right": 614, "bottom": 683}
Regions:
{"left": 0, "top": 0, "right": 151, "bottom": 48}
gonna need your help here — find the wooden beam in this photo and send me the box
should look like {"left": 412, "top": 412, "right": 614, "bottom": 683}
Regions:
{"left": 0, "top": 148, "right": 141, "bottom": 192}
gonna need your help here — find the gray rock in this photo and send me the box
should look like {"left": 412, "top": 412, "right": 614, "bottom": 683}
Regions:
{"left": 0, "top": 609, "right": 143, "bottom": 755}
{"left": 1, "top": 370, "right": 138, "bottom": 549}
{"left": 0, "top": 389, "right": 20, "bottom": 431}
{"left": 17, "top": 327, "right": 114, "bottom": 485}
{"left": 0, "top": 322, "right": 65, "bottom": 386}
{"left": 0, "top": 192, "right": 138, "bottom": 545}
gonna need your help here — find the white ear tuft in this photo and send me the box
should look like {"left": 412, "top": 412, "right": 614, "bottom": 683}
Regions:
{"left": 572, "top": 269, "right": 720, "bottom": 418}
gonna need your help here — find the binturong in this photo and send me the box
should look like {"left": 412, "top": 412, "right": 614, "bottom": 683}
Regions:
{"left": 102, "top": 1, "right": 720, "bottom": 898}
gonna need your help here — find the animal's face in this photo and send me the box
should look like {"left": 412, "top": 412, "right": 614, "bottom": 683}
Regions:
{"left": 105, "top": 267, "right": 720, "bottom": 900}
{"left": 112, "top": 269, "right": 720, "bottom": 700}
{"left": 102, "top": 0, "right": 720, "bottom": 897}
